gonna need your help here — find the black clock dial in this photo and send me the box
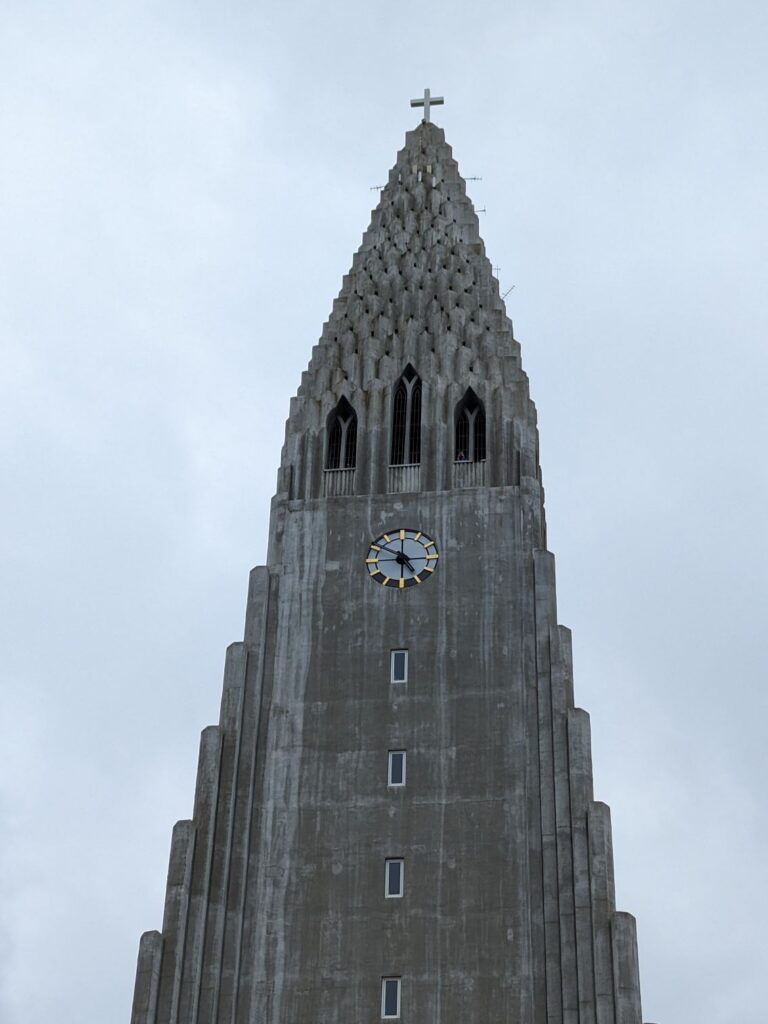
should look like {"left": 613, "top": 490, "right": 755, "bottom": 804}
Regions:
{"left": 365, "top": 529, "right": 439, "bottom": 588}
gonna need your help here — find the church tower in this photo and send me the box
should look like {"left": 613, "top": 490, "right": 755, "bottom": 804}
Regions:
{"left": 131, "top": 102, "right": 648, "bottom": 1024}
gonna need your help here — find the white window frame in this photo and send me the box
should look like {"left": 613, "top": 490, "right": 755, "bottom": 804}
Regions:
{"left": 387, "top": 750, "right": 406, "bottom": 788}
{"left": 390, "top": 649, "right": 408, "bottom": 684}
{"left": 381, "top": 977, "right": 401, "bottom": 1019}
{"left": 385, "top": 858, "right": 404, "bottom": 898}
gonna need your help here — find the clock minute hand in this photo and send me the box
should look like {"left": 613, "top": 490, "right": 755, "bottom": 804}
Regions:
{"left": 378, "top": 542, "right": 400, "bottom": 557}
{"left": 375, "top": 537, "right": 417, "bottom": 572}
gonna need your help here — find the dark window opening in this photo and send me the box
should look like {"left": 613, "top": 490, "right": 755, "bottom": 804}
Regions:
{"left": 391, "top": 650, "right": 408, "bottom": 683}
{"left": 327, "top": 419, "right": 342, "bottom": 469}
{"left": 408, "top": 379, "right": 421, "bottom": 464}
{"left": 391, "top": 382, "right": 407, "bottom": 465}
{"left": 388, "top": 751, "right": 406, "bottom": 786}
{"left": 344, "top": 416, "right": 357, "bottom": 468}
{"left": 385, "top": 859, "right": 404, "bottom": 897}
{"left": 455, "top": 413, "right": 469, "bottom": 462}
{"left": 382, "top": 978, "right": 401, "bottom": 1019}
{"left": 474, "top": 405, "right": 486, "bottom": 461}
{"left": 325, "top": 397, "right": 357, "bottom": 470}
{"left": 390, "top": 365, "right": 422, "bottom": 466}
{"left": 454, "top": 388, "right": 486, "bottom": 463}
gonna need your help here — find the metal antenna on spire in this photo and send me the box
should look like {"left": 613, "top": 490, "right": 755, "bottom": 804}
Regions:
{"left": 410, "top": 88, "right": 444, "bottom": 123}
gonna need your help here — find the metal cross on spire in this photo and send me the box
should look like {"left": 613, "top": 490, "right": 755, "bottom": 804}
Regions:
{"left": 410, "top": 88, "right": 444, "bottom": 123}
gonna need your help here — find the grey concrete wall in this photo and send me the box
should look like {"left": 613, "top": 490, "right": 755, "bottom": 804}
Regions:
{"left": 130, "top": 120, "right": 646, "bottom": 1023}
{"left": 131, "top": 484, "right": 644, "bottom": 1023}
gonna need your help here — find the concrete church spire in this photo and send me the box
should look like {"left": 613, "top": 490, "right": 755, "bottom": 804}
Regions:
{"left": 131, "top": 112, "right": 650, "bottom": 1024}
{"left": 278, "top": 118, "right": 539, "bottom": 509}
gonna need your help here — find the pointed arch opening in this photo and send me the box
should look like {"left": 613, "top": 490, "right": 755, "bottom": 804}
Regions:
{"left": 455, "top": 388, "right": 486, "bottom": 463}
{"left": 325, "top": 396, "right": 357, "bottom": 470}
{"left": 390, "top": 365, "right": 422, "bottom": 466}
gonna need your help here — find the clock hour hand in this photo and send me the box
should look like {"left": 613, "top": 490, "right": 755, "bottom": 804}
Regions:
{"left": 389, "top": 550, "right": 416, "bottom": 573}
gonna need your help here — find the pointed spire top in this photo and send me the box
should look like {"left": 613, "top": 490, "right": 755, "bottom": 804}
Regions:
{"left": 410, "top": 88, "right": 444, "bottom": 123}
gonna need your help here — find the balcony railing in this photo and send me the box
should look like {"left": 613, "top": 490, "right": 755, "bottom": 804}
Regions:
{"left": 323, "top": 467, "right": 356, "bottom": 497}
{"left": 322, "top": 462, "right": 486, "bottom": 496}
{"left": 452, "top": 460, "right": 486, "bottom": 488}
{"left": 388, "top": 464, "right": 421, "bottom": 493}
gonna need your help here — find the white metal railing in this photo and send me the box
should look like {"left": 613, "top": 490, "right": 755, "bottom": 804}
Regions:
{"left": 323, "top": 468, "right": 356, "bottom": 497}
{"left": 453, "top": 460, "right": 486, "bottom": 488}
{"left": 388, "top": 464, "right": 421, "bottom": 493}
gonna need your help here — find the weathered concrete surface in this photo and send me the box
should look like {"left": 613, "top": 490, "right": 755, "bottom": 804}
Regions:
{"left": 131, "top": 121, "right": 648, "bottom": 1023}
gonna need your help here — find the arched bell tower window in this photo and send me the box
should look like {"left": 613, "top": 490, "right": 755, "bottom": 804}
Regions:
{"left": 326, "top": 397, "right": 357, "bottom": 469}
{"left": 455, "top": 388, "right": 486, "bottom": 463}
{"left": 390, "top": 365, "right": 422, "bottom": 466}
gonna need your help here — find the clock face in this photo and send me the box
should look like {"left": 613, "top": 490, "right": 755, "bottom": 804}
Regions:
{"left": 365, "top": 528, "right": 439, "bottom": 588}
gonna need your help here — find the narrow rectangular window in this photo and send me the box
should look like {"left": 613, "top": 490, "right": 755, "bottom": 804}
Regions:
{"left": 385, "top": 858, "right": 404, "bottom": 898}
{"left": 381, "top": 977, "right": 401, "bottom": 1018}
{"left": 388, "top": 750, "right": 406, "bottom": 787}
{"left": 390, "top": 649, "right": 408, "bottom": 684}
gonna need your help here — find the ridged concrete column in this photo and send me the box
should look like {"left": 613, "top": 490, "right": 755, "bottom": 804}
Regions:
{"left": 550, "top": 624, "right": 578, "bottom": 1024}
{"left": 370, "top": 385, "right": 387, "bottom": 496}
{"left": 155, "top": 820, "right": 195, "bottom": 1024}
{"left": 567, "top": 709, "right": 597, "bottom": 1024}
{"left": 175, "top": 726, "right": 223, "bottom": 1023}
{"left": 588, "top": 801, "right": 617, "bottom": 1024}
{"left": 217, "top": 569, "right": 271, "bottom": 1023}
{"left": 611, "top": 912, "right": 643, "bottom": 1024}
{"left": 533, "top": 550, "right": 562, "bottom": 1024}
{"left": 195, "top": 643, "right": 248, "bottom": 1022}
{"left": 130, "top": 930, "right": 162, "bottom": 1024}
{"left": 523, "top": 545, "right": 547, "bottom": 1023}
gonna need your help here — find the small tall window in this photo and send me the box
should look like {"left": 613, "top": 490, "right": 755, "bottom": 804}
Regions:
{"left": 455, "top": 388, "right": 486, "bottom": 463}
{"left": 326, "top": 397, "right": 357, "bottom": 469}
{"left": 388, "top": 750, "right": 406, "bottom": 787}
{"left": 385, "top": 859, "right": 404, "bottom": 897}
{"left": 390, "top": 365, "right": 422, "bottom": 465}
{"left": 381, "top": 978, "right": 401, "bottom": 1019}
{"left": 390, "top": 650, "right": 408, "bottom": 683}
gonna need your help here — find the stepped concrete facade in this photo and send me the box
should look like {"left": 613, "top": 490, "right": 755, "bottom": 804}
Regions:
{"left": 131, "top": 119, "right": 650, "bottom": 1023}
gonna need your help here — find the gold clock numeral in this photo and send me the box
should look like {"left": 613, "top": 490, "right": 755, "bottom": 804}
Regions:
{"left": 399, "top": 529, "right": 406, "bottom": 540}
{"left": 426, "top": 553, "right": 439, "bottom": 560}
{"left": 414, "top": 531, "right": 422, "bottom": 541}
{"left": 365, "top": 558, "right": 378, "bottom": 564}
{"left": 398, "top": 578, "right": 405, "bottom": 589}
{"left": 383, "top": 534, "right": 391, "bottom": 543}
{"left": 382, "top": 576, "right": 391, "bottom": 586}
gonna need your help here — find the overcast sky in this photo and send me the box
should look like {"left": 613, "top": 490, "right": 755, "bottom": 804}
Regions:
{"left": 1, "top": 2, "right": 766, "bottom": 1021}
